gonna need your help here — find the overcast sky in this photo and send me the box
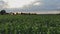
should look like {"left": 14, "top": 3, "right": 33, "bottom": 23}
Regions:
{"left": 0, "top": 0, "right": 60, "bottom": 13}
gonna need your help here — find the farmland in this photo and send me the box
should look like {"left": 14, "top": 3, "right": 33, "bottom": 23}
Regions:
{"left": 0, "top": 14, "right": 60, "bottom": 34}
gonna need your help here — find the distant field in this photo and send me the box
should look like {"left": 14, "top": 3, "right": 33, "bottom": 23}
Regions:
{"left": 0, "top": 14, "right": 60, "bottom": 34}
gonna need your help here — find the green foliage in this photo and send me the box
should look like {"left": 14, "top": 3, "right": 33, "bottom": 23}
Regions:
{"left": 0, "top": 10, "right": 6, "bottom": 15}
{"left": 0, "top": 14, "right": 60, "bottom": 34}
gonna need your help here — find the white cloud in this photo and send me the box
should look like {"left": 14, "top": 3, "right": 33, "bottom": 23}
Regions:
{"left": 0, "top": 0, "right": 7, "bottom": 9}
{"left": 2, "top": 0, "right": 60, "bottom": 12}
{"left": 33, "top": 2, "right": 42, "bottom": 6}
{"left": 3, "top": 0, "right": 38, "bottom": 8}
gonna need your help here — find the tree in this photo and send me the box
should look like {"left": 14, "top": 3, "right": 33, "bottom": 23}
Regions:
{"left": 0, "top": 10, "right": 6, "bottom": 15}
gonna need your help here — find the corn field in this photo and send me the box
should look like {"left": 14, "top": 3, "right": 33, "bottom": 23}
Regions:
{"left": 0, "top": 14, "right": 60, "bottom": 34}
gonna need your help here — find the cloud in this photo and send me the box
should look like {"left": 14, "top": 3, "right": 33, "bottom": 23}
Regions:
{"left": 21, "top": 0, "right": 60, "bottom": 11}
{"left": 33, "top": 2, "right": 41, "bottom": 6}
{"left": 3, "top": 0, "right": 38, "bottom": 8}
{"left": 0, "top": 0, "right": 7, "bottom": 10}
{"left": 1, "top": 0, "right": 60, "bottom": 13}
{"left": 22, "top": 0, "right": 43, "bottom": 8}
{"left": 1, "top": 0, "right": 60, "bottom": 9}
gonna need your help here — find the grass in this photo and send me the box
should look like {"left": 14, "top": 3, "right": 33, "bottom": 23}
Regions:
{"left": 0, "top": 14, "right": 60, "bottom": 34}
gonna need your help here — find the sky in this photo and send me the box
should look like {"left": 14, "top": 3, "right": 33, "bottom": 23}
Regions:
{"left": 0, "top": 0, "right": 60, "bottom": 14}
{"left": 3, "top": 0, "right": 39, "bottom": 8}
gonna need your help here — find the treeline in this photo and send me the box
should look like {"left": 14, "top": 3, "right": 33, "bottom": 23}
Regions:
{"left": 0, "top": 10, "right": 37, "bottom": 15}
{"left": 0, "top": 10, "right": 60, "bottom": 15}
